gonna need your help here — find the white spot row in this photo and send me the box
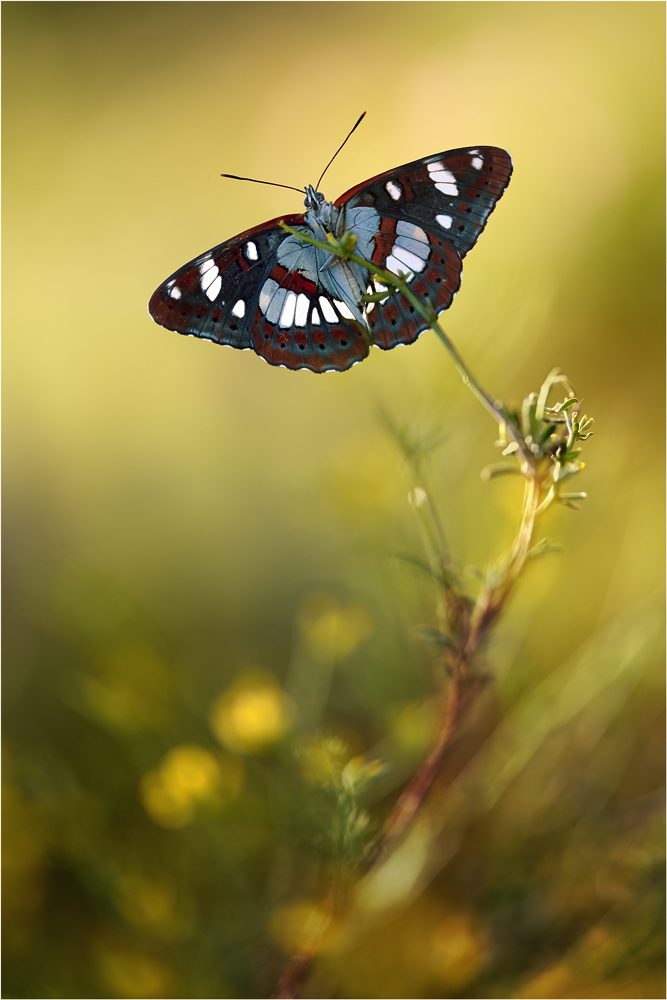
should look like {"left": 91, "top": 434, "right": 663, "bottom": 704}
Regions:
{"left": 385, "top": 221, "right": 430, "bottom": 281}
{"left": 232, "top": 299, "right": 245, "bottom": 318}
{"left": 245, "top": 241, "right": 258, "bottom": 261}
{"left": 428, "top": 161, "right": 458, "bottom": 197}
{"left": 259, "top": 279, "right": 316, "bottom": 327}
{"left": 258, "top": 279, "right": 353, "bottom": 329}
{"left": 436, "top": 214, "right": 452, "bottom": 229}
{"left": 168, "top": 282, "right": 181, "bottom": 300}
{"left": 395, "top": 221, "right": 429, "bottom": 263}
{"left": 199, "top": 259, "right": 222, "bottom": 301}
{"left": 386, "top": 180, "right": 401, "bottom": 201}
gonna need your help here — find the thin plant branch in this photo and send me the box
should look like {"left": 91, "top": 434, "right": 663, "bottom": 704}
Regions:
{"left": 271, "top": 222, "right": 593, "bottom": 1000}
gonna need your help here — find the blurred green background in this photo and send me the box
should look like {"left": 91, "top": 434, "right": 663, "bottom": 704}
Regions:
{"left": 3, "top": 2, "right": 664, "bottom": 998}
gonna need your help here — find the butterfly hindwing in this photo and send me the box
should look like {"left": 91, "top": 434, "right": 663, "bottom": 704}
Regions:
{"left": 336, "top": 146, "right": 512, "bottom": 261}
{"left": 250, "top": 263, "right": 369, "bottom": 373}
{"left": 363, "top": 217, "right": 463, "bottom": 349}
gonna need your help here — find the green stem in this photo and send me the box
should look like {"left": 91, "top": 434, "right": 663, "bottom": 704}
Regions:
{"left": 428, "top": 325, "right": 504, "bottom": 426}
{"left": 507, "top": 473, "right": 542, "bottom": 579}
{"left": 279, "top": 223, "right": 520, "bottom": 450}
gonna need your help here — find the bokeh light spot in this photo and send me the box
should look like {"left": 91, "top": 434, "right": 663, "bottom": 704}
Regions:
{"left": 268, "top": 900, "right": 332, "bottom": 955}
{"left": 298, "top": 592, "right": 374, "bottom": 660}
{"left": 210, "top": 672, "right": 294, "bottom": 754}
{"left": 140, "top": 743, "right": 242, "bottom": 827}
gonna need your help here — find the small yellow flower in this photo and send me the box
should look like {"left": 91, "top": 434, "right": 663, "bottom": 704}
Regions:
{"left": 140, "top": 744, "right": 242, "bottom": 828}
{"left": 299, "top": 593, "right": 373, "bottom": 661}
{"left": 210, "top": 672, "right": 294, "bottom": 754}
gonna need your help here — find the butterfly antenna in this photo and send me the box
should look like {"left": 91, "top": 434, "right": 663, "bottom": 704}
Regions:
{"left": 220, "top": 174, "right": 305, "bottom": 195}
{"left": 315, "top": 112, "right": 367, "bottom": 191}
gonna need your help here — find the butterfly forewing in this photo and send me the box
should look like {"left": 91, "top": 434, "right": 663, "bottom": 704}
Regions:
{"left": 148, "top": 215, "right": 304, "bottom": 349}
{"left": 336, "top": 146, "right": 512, "bottom": 260}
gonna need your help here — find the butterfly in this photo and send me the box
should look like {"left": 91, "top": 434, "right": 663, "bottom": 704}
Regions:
{"left": 148, "top": 130, "right": 512, "bottom": 374}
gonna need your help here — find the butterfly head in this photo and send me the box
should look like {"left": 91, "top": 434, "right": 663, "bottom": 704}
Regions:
{"left": 304, "top": 184, "right": 336, "bottom": 236}
{"left": 304, "top": 184, "right": 326, "bottom": 211}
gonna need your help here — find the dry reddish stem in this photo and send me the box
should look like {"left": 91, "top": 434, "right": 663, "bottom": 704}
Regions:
{"left": 271, "top": 952, "right": 314, "bottom": 1000}
{"left": 366, "top": 591, "right": 496, "bottom": 868}
{"left": 271, "top": 474, "right": 540, "bottom": 997}
{"left": 367, "top": 672, "right": 462, "bottom": 867}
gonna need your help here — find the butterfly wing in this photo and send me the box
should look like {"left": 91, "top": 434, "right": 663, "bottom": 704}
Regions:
{"left": 335, "top": 145, "right": 512, "bottom": 350}
{"left": 336, "top": 146, "right": 512, "bottom": 259}
{"left": 362, "top": 218, "right": 464, "bottom": 350}
{"left": 148, "top": 214, "right": 369, "bottom": 373}
{"left": 149, "top": 215, "right": 302, "bottom": 350}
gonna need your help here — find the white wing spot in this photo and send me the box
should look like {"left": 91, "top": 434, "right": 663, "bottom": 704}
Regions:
{"left": 259, "top": 278, "right": 278, "bottom": 315}
{"left": 319, "top": 297, "right": 337, "bottom": 323}
{"left": 245, "top": 241, "right": 259, "bottom": 261}
{"left": 386, "top": 180, "right": 402, "bottom": 201}
{"left": 279, "top": 290, "right": 297, "bottom": 328}
{"left": 206, "top": 275, "right": 222, "bottom": 301}
{"left": 311, "top": 308, "right": 320, "bottom": 325}
{"left": 392, "top": 244, "right": 426, "bottom": 273}
{"left": 397, "top": 220, "right": 427, "bottom": 242}
{"left": 168, "top": 286, "right": 182, "bottom": 299}
{"left": 200, "top": 264, "right": 220, "bottom": 292}
{"left": 334, "top": 299, "right": 354, "bottom": 320}
{"left": 232, "top": 299, "right": 246, "bottom": 318}
{"left": 266, "top": 287, "right": 287, "bottom": 324}
{"left": 428, "top": 166, "right": 456, "bottom": 182}
{"left": 396, "top": 221, "right": 430, "bottom": 262}
{"left": 295, "top": 293, "right": 310, "bottom": 327}
{"left": 386, "top": 254, "right": 414, "bottom": 282}
{"left": 471, "top": 156, "right": 483, "bottom": 170}
{"left": 199, "top": 258, "right": 215, "bottom": 274}
{"left": 428, "top": 164, "right": 459, "bottom": 196}
{"left": 436, "top": 214, "right": 453, "bottom": 229}
{"left": 469, "top": 149, "right": 479, "bottom": 154}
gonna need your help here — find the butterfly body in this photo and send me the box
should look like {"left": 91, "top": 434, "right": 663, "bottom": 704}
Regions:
{"left": 149, "top": 146, "right": 512, "bottom": 373}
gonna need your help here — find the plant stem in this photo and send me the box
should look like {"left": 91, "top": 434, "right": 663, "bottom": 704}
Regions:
{"left": 366, "top": 466, "right": 543, "bottom": 869}
{"left": 429, "top": 325, "right": 504, "bottom": 426}
{"left": 507, "top": 473, "right": 542, "bottom": 579}
{"left": 279, "top": 222, "right": 523, "bottom": 453}
{"left": 271, "top": 953, "right": 314, "bottom": 1000}
{"left": 271, "top": 221, "right": 547, "bottom": 998}
{"left": 366, "top": 670, "right": 462, "bottom": 866}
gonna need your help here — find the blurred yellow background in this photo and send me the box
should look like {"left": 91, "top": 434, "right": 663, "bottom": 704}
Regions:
{"left": 3, "top": 3, "right": 664, "bottom": 998}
